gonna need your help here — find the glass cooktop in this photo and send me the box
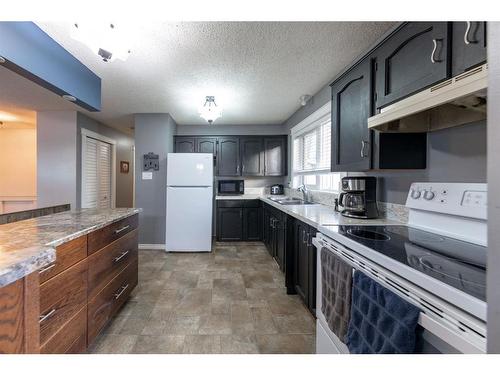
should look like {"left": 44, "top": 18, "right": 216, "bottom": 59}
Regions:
{"left": 335, "top": 225, "right": 487, "bottom": 302}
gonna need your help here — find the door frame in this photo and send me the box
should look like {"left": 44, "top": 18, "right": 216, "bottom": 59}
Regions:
{"left": 81, "top": 128, "right": 117, "bottom": 208}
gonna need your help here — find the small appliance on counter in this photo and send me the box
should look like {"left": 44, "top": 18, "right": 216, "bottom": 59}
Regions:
{"left": 338, "top": 176, "right": 378, "bottom": 219}
{"left": 218, "top": 179, "right": 244, "bottom": 195}
{"left": 270, "top": 184, "right": 284, "bottom": 195}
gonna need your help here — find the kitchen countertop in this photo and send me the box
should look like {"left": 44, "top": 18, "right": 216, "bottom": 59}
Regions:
{"left": 0, "top": 208, "right": 141, "bottom": 287}
{"left": 216, "top": 194, "right": 403, "bottom": 229}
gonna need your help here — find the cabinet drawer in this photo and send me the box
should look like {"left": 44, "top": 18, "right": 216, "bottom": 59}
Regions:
{"left": 217, "top": 199, "right": 261, "bottom": 208}
{"left": 88, "top": 229, "right": 138, "bottom": 300}
{"left": 40, "top": 307, "right": 87, "bottom": 354}
{"left": 87, "top": 214, "right": 139, "bottom": 255}
{"left": 87, "top": 260, "right": 138, "bottom": 345}
{"left": 39, "top": 259, "right": 88, "bottom": 346}
{"left": 39, "top": 236, "right": 87, "bottom": 284}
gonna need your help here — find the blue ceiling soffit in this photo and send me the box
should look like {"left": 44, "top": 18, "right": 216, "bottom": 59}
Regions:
{"left": 0, "top": 22, "right": 101, "bottom": 112}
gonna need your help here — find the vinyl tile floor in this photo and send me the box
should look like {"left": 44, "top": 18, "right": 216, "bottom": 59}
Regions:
{"left": 88, "top": 242, "right": 316, "bottom": 354}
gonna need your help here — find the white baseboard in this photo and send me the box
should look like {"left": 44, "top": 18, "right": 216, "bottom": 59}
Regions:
{"left": 139, "top": 243, "right": 166, "bottom": 250}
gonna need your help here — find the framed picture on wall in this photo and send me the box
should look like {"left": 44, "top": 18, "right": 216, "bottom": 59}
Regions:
{"left": 120, "top": 161, "right": 130, "bottom": 174}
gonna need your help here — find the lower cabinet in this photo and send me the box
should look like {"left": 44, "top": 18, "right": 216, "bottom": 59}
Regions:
{"left": 262, "top": 203, "right": 287, "bottom": 273}
{"left": 292, "top": 219, "right": 317, "bottom": 316}
{"left": 216, "top": 200, "right": 262, "bottom": 241}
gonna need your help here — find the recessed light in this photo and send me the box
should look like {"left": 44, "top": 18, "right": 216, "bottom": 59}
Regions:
{"left": 62, "top": 94, "right": 77, "bottom": 102}
{"left": 0, "top": 56, "right": 5, "bottom": 64}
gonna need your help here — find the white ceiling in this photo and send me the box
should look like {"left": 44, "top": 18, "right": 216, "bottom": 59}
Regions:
{"left": 25, "top": 22, "right": 395, "bottom": 132}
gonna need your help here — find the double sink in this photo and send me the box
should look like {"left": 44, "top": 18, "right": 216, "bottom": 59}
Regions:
{"left": 267, "top": 196, "right": 315, "bottom": 206}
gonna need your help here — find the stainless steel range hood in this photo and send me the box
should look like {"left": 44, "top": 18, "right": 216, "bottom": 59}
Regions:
{"left": 368, "top": 64, "right": 487, "bottom": 133}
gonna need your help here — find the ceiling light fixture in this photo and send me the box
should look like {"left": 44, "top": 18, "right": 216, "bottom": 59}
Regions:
{"left": 300, "top": 94, "right": 312, "bottom": 106}
{"left": 62, "top": 94, "right": 77, "bottom": 102}
{"left": 0, "top": 111, "right": 18, "bottom": 122}
{"left": 199, "top": 96, "right": 222, "bottom": 125}
{"left": 71, "top": 23, "right": 131, "bottom": 62}
{"left": 0, "top": 56, "right": 6, "bottom": 64}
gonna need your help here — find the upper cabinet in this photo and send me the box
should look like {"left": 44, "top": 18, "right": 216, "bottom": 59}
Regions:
{"left": 174, "top": 137, "right": 196, "bottom": 153}
{"left": 375, "top": 22, "right": 450, "bottom": 109}
{"left": 217, "top": 137, "right": 241, "bottom": 176}
{"left": 196, "top": 137, "right": 218, "bottom": 155}
{"left": 240, "top": 137, "right": 264, "bottom": 176}
{"left": 174, "top": 135, "right": 287, "bottom": 177}
{"left": 331, "top": 59, "right": 372, "bottom": 172}
{"left": 264, "top": 137, "right": 287, "bottom": 176}
{"left": 452, "top": 21, "right": 487, "bottom": 76}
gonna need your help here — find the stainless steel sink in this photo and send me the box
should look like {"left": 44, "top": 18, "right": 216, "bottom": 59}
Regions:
{"left": 270, "top": 197, "right": 314, "bottom": 205}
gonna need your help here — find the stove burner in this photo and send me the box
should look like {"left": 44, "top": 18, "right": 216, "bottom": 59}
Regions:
{"left": 347, "top": 228, "right": 391, "bottom": 241}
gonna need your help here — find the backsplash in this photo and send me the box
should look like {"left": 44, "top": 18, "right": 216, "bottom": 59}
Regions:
{"left": 284, "top": 187, "right": 409, "bottom": 223}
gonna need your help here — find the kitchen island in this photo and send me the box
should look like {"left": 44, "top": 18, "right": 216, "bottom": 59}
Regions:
{"left": 0, "top": 208, "right": 140, "bottom": 354}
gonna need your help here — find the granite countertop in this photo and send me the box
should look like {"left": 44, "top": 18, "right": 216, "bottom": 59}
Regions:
{"left": 217, "top": 194, "right": 403, "bottom": 228}
{"left": 0, "top": 208, "right": 141, "bottom": 287}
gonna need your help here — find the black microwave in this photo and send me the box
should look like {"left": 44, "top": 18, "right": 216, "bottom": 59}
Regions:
{"left": 218, "top": 180, "right": 244, "bottom": 195}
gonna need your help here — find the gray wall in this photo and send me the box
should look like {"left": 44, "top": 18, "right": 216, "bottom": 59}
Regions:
{"left": 487, "top": 22, "right": 500, "bottom": 354}
{"left": 134, "top": 113, "right": 177, "bottom": 245}
{"left": 37, "top": 111, "right": 78, "bottom": 209}
{"left": 176, "top": 123, "right": 286, "bottom": 136}
{"left": 77, "top": 113, "right": 135, "bottom": 208}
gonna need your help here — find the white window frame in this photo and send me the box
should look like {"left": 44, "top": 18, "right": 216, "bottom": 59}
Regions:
{"left": 291, "top": 102, "right": 345, "bottom": 193}
{"left": 81, "top": 128, "right": 117, "bottom": 208}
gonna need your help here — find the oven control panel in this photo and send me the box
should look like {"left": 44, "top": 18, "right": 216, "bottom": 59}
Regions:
{"left": 406, "top": 183, "right": 487, "bottom": 220}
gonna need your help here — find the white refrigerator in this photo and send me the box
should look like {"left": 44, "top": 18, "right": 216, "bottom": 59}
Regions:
{"left": 166, "top": 153, "right": 214, "bottom": 252}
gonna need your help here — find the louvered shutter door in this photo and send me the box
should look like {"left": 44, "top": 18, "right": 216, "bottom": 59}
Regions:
{"left": 82, "top": 137, "right": 112, "bottom": 209}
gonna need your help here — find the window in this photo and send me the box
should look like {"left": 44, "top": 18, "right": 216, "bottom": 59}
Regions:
{"left": 291, "top": 106, "right": 343, "bottom": 192}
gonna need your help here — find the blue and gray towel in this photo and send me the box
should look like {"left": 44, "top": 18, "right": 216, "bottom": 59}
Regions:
{"left": 345, "top": 271, "right": 421, "bottom": 354}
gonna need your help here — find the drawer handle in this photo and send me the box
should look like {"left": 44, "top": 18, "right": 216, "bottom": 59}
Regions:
{"left": 39, "top": 308, "right": 56, "bottom": 323}
{"left": 114, "top": 225, "right": 130, "bottom": 234}
{"left": 431, "top": 38, "right": 443, "bottom": 63}
{"left": 38, "top": 263, "right": 56, "bottom": 274}
{"left": 114, "top": 284, "right": 129, "bottom": 300}
{"left": 113, "top": 250, "right": 130, "bottom": 263}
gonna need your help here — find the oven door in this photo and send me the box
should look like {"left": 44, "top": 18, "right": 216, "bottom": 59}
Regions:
{"left": 313, "top": 233, "right": 485, "bottom": 354}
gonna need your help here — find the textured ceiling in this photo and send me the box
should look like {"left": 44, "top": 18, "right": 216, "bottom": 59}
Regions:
{"left": 28, "top": 22, "right": 396, "bottom": 132}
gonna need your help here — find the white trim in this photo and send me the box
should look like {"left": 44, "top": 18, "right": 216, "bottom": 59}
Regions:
{"left": 139, "top": 243, "right": 166, "bottom": 250}
{"left": 290, "top": 101, "right": 331, "bottom": 136}
{"left": 81, "top": 128, "right": 117, "bottom": 209}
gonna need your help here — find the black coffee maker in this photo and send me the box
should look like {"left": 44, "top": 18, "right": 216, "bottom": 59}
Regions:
{"left": 338, "top": 176, "right": 379, "bottom": 219}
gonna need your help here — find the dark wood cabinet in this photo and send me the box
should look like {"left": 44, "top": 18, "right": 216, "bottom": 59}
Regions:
{"left": 452, "top": 21, "right": 487, "bottom": 77}
{"left": 174, "top": 137, "right": 196, "bottom": 153}
{"left": 331, "top": 59, "right": 372, "bottom": 172}
{"left": 243, "top": 207, "right": 262, "bottom": 241}
{"left": 264, "top": 137, "right": 287, "bottom": 176}
{"left": 217, "top": 137, "right": 240, "bottom": 176}
{"left": 216, "top": 200, "right": 262, "bottom": 241}
{"left": 375, "top": 22, "right": 450, "bottom": 109}
{"left": 262, "top": 203, "right": 287, "bottom": 271}
{"left": 174, "top": 135, "right": 287, "bottom": 177}
{"left": 196, "top": 137, "right": 218, "bottom": 155}
{"left": 240, "top": 137, "right": 264, "bottom": 176}
{"left": 292, "top": 219, "right": 317, "bottom": 315}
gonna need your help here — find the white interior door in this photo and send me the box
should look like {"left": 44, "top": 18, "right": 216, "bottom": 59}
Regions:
{"left": 83, "top": 136, "right": 112, "bottom": 208}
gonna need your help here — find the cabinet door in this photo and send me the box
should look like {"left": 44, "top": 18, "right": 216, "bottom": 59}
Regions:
{"left": 217, "top": 208, "right": 243, "bottom": 241}
{"left": 452, "top": 21, "right": 487, "bottom": 76}
{"left": 263, "top": 208, "right": 272, "bottom": 254}
{"left": 240, "top": 137, "right": 264, "bottom": 176}
{"left": 375, "top": 22, "right": 449, "bottom": 109}
{"left": 243, "top": 207, "right": 262, "bottom": 241}
{"left": 217, "top": 137, "right": 240, "bottom": 176}
{"left": 293, "top": 221, "right": 309, "bottom": 304}
{"left": 307, "top": 227, "right": 318, "bottom": 315}
{"left": 174, "top": 137, "right": 196, "bottom": 153}
{"left": 331, "top": 59, "right": 372, "bottom": 172}
{"left": 274, "top": 214, "right": 286, "bottom": 272}
{"left": 196, "top": 137, "right": 218, "bottom": 155}
{"left": 264, "top": 137, "right": 286, "bottom": 176}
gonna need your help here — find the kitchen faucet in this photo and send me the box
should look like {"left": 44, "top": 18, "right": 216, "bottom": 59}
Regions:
{"left": 297, "top": 184, "right": 312, "bottom": 203}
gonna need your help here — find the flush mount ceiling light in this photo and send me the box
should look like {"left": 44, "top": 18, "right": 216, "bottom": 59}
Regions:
{"left": 71, "top": 22, "right": 131, "bottom": 62}
{"left": 199, "top": 96, "right": 222, "bottom": 125}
